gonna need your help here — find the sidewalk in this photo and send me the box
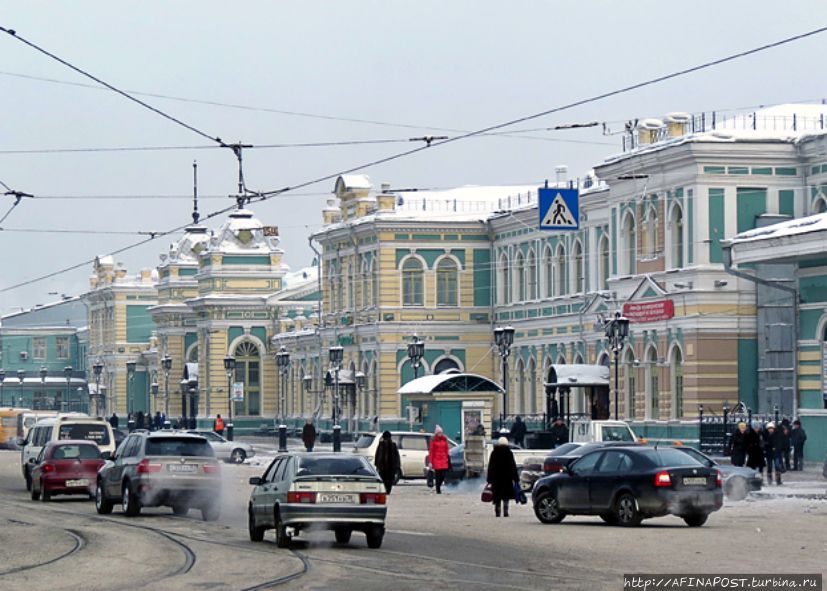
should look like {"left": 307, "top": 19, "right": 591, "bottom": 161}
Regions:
{"left": 751, "top": 466, "right": 826, "bottom": 500}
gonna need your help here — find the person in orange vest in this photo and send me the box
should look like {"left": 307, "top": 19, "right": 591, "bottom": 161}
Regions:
{"left": 214, "top": 414, "right": 225, "bottom": 437}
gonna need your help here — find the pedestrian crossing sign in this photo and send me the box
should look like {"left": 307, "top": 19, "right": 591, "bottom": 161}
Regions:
{"left": 539, "top": 188, "right": 579, "bottom": 231}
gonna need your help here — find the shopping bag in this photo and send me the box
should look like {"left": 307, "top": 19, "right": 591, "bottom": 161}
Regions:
{"left": 481, "top": 483, "right": 493, "bottom": 503}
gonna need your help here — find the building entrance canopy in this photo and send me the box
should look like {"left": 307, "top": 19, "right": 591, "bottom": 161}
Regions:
{"left": 397, "top": 373, "right": 504, "bottom": 395}
{"left": 544, "top": 364, "right": 609, "bottom": 389}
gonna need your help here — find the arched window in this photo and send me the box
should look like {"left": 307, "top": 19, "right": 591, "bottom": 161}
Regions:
{"left": 401, "top": 258, "right": 424, "bottom": 306}
{"left": 572, "top": 240, "right": 584, "bottom": 294}
{"left": 598, "top": 235, "right": 610, "bottom": 291}
{"left": 516, "top": 358, "right": 525, "bottom": 414}
{"left": 814, "top": 196, "right": 827, "bottom": 214}
{"left": 233, "top": 341, "right": 261, "bottom": 416}
{"left": 646, "top": 345, "right": 659, "bottom": 419}
{"left": 553, "top": 244, "right": 567, "bottom": 297}
{"left": 667, "top": 204, "right": 684, "bottom": 269}
{"left": 346, "top": 262, "right": 354, "bottom": 310}
{"left": 624, "top": 348, "right": 636, "bottom": 420}
{"left": 527, "top": 250, "right": 537, "bottom": 300}
{"left": 671, "top": 347, "right": 684, "bottom": 419}
{"left": 361, "top": 258, "right": 371, "bottom": 308}
{"left": 436, "top": 258, "right": 459, "bottom": 307}
{"left": 515, "top": 252, "right": 526, "bottom": 302}
{"left": 620, "top": 212, "right": 636, "bottom": 275}
{"left": 542, "top": 245, "right": 553, "bottom": 298}
{"left": 434, "top": 358, "right": 461, "bottom": 374}
{"left": 327, "top": 261, "right": 339, "bottom": 313}
{"left": 497, "top": 252, "right": 510, "bottom": 305}
{"left": 642, "top": 203, "right": 658, "bottom": 258}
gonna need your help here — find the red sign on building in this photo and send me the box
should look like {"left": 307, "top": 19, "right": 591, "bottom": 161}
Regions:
{"left": 622, "top": 299, "right": 675, "bottom": 323}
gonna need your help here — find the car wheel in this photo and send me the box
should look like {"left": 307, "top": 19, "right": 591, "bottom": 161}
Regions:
{"left": 533, "top": 491, "right": 565, "bottom": 524}
{"left": 614, "top": 493, "right": 641, "bottom": 527}
{"left": 231, "top": 449, "right": 246, "bottom": 464}
{"left": 274, "top": 510, "right": 290, "bottom": 549}
{"left": 95, "top": 481, "right": 113, "bottom": 514}
{"left": 122, "top": 482, "right": 141, "bottom": 516}
{"left": 683, "top": 513, "right": 708, "bottom": 527}
{"left": 25, "top": 469, "right": 32, "bottom": 492}
{"left": 599, "top": 512, "right": 617, "bottom": 525}
{"left": 172, "top": 504, "right": 189, "bottom": 516}
{"left": 724, "top": 476, "right": 748, "bottom": 501}
{"left": 201, "top": 503, "right": 220, "bottom": 522}
{"left": 334, "top": 528, "right": 352, "bottom": 544}
{"left": 248, "top": 508, "right": 266, "bottom": 542}
{"left": 365, "top": 525, "right": 384, "bottom": 549}
{"left": 31, "top": 483, "right": 40, "bottom": 501}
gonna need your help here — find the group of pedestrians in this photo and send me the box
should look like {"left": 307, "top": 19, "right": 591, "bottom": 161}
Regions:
{"left": 727, "top": 418, "right": 807, "bottom": 485}
{"left": 122, "top": 411, "right": 169, "bottom": 431}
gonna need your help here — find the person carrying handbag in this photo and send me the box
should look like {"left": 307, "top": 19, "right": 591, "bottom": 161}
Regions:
{"left": 486, "top": 437, "right": 519, "bottom": 517}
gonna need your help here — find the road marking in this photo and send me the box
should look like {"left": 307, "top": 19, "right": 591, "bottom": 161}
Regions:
{"left": 386, "top": 529, "right": 434, "bottom": 537}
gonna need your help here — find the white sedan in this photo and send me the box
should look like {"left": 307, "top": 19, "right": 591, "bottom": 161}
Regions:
{"left": 187, "top": 430, "right": 255, "bottom": 464}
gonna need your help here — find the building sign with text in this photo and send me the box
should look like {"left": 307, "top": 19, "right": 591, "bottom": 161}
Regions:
{"left": 622, "top": 300, "right": 675, "bottom": 323}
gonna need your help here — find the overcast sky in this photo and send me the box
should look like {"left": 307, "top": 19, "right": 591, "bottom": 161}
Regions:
{"left": 1, "top": 1, "right": 824, "bottom": 315}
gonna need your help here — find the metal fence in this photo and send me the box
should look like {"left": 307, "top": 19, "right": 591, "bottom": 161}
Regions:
{"left": 698, "top": 407, "right": 784, "bottom": 456}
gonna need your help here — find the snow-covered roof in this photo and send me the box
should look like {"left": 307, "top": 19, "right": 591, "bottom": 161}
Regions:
{"left": 726, "top": 212, "right": 827, "bottom": 245}
{"left": 336, "top": 174, "right": 372, "bottom": 192}
{"left": 545, "top": 364, "right": 609, "bottom": 388}
{"left": 282, "top": 266, "right": 319, "bottom": 289}
{"left": 205, "top": 209, "right": 282, "bottom": 255}
{"left": 164, "top": 225, "right": 211, "bottom": 265}
{"left": 397, "top": 373, "right": 504, "bottom": 395}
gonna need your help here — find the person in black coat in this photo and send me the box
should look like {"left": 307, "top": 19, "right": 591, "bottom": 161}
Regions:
{"left": 374, "top": 431, "right": 401, "bottom": 494}
{"left": 109, "top": 413, "right": 119, "bottom": 429}
{"left": 727, "top": 422, "right": 749, "bottom": 467}
{"left": 765, "top": 422, "right": 785, "bottom": 485}
{"left": 550, "top": 418, "right": 569, "bottom": 448}
{"left": 745, "top": 421, "right": 765, "bottom": 472}
{"left": 790, "top": 420, "right": 807, "bottom": 471}
{"left": 487, "top": 437, "right": 519, "bottom": 517}
{"left": 510, "top": 416, "right": 527, "bottom": 448}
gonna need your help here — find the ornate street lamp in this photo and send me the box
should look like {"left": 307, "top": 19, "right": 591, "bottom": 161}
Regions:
{"left": 223, "top": 355, "right": 236, "bottom": 441}
{"left": 150, "top": 382, "right": 159, "bottom": 417}
{"left": 406, "top": 336, "right": 425, "bottom": 380}
{"left": 39, "top": 366, "right": 48, "bottom": 410}
{"left": 604, "top": 311, "right": 630, "bottom": 420}
{"left": 275, "top": 346, "right": 290, "bottom": 422}
{"left": 329, "top": 346, "right": 343, "bottom": 426}
{"left": 126, "top": 361, "right": 137, "bottom": 417}
{"left": 161, "top": 354, "right": 172, "bottom": 425}
{"left": 17, "top": 369, "right": 26, "bottom": 410}
{"left": 494, "top": 326, "right": 515, "bottom": 432}
{"left": 92, "top": 361, "right": 104, "bottom": 416}
{"left": 64, "top": 366, "right": 73, "bottom": 413}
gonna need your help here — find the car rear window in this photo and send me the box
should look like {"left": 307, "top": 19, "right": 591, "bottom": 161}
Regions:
{"left": 146, "top": 437, "right": 214, "bottom": 457}
{"left": 58, "top": 423, "right": 111, "bottom": 446}
{"left": 354, "top": 435, "right": 375, "bottom": 449}
{"left": 52, "top": 444, "right": 101, "bottom": 460}
{"left": 548, "top": 443, "right": 581, "bottom": 456}
{"left": 299, "top": 456, "right": 376, "bottom": 476}
{"left": 643, "top": 448, "right": 705, "bottom": 468}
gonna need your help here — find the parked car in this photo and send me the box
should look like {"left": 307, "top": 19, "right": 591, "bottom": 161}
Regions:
{"left": 95, "top": 431, "right": 221, "bottom": 521}
{"left": 20, "top": 415, "right": 115, "bottom": 491}
{"left": 186, "top": 429, "right": 255, "bottom": 464}
{"left": 532, "top": 446, "right": 723, "bottom": 527}
{"left": 674, "top": 446, "right": 762, "bottom": 500}
{"left": 520, "top": 442, "right": 636, "bottom": 492}
{"left": 568, "top": 419, "right": 639, "bottom": 444}
{"left": 248, "top": 453, "right": 387, "bottom": 548}
{"left": 353, "top": 431, "right": 457, "bottom": 481}
{"left": 30, "top": 440, "right": 105, "bottom": 501}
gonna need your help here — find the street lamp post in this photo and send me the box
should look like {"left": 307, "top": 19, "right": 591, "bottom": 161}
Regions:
{"left": 180, "top": 378, "right": 189, "bottom": 428}
{"left": 604, "top": 311, "right": 630, "bottom": 420}
{"left": 126, "top": 361, "right": 136, "bottom": 424}
{"left": 0, "top": 369, "right": 6, "bottom": 407}
{"left": 329, "top": 346, "right": 343, "bottom": 452}
{"left": 17, "top": 370, "right": 26, "bottom": 409}
{"left": 224, "top": 356, "right": 236, "bottom": 441}
{"left": 407, "top": 336, "right": 425, "bottom": 380}
{"left": 161, "top": 354, "right": 172, "bottom": 427}
{"left": 92, "top": 361, "right": 103, "bottom": 417}
{"left": 150, "top": 382, "right": 159, "bottom": 423}
{"left": 355, "top": 371, "right": 366, "bottom": 433}
{"left": 276, "top": 346, "right": 290, "bottom": 423}
{"left": 494, "top": 326, "right": 515, "bottom": 433}
{"left": 39, "top": 366, "right": 48, "bottom": 410}
{"left": 63, "top": 366, "right": 73, "bottom": 413}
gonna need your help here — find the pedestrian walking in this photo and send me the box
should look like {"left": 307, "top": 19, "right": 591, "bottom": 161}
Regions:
{"left": 374, "top": 431, "right": 401, "bottom": 494}
{"left": 550, "top": 417, "right": 569, "bottom": 448}
{"left": 109, "top": 412, "right": 119, "bottom": 429}
{"left": 745, "top": 421, "right": 765, "bottom": 473}
{"left": 780, "top": 420, "right": 792, "bottom": 471}
{"left": 302, "top": 419, "right": 316, "bottom": 452}
{"left": 790, "top": 420, "right": 807, "bottom": 471}
{"left": 765, "top": 422, "right": 785, "bottom": 485}
{"left": 135, "top": 411, "right": 144, "bottom": 432}
{"left": 428, "top": 425, "right": 451, "bottom": 494}
{"left": 154, "top": 412, "right": 162, "bottom": 431}
{"left": 214, "top": 414, "right": 225, "bottom": 437}
{"left": 727, "top": 422, "right": 749, "bottom": 467}
{"left": 486, "top": 436, "right": 519, "bottom": 517}
{"left": 510, "top": 416, "right": 527, "bottom": 448}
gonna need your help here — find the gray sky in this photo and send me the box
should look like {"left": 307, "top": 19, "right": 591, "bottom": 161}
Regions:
{"left": 1, "top": 1, "right": 824, "bottom": 314}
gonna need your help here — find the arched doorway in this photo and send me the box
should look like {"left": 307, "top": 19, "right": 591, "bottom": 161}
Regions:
{"left": 234, "top": 341, "right": 261, "bottom": 416}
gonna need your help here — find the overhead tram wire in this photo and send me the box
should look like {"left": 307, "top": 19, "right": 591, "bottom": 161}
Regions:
{"left": 0, "top": 177, "right": 34, "bottom": 226}
{"left": 2, "top": 24, "right": 826, "bottom": 294}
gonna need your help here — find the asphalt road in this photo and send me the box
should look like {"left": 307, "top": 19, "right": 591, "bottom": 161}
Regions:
{"left": 0, "top": 449, "right": 825, "bottom": 591}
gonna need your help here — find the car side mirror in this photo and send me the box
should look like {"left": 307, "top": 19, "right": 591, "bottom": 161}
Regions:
{"left": 28, "top": 457, "right": 37, "bottom": 464}
{"left": 101, "top": 451, "right": 112, "bottom": 461}
{"left": 248, "top": 476, "right": 262, "bottom": 486}
{"left": 16, "top": 437, "right": 26, "bottom": 447}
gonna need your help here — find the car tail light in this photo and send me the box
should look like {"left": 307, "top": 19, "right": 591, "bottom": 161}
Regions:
{"left": 137, "top": 459, "right": 161, "bottom": 474}
{"left": 287, "top": 491, "right": 317, "bottom": 504}
{"left": 360, "top": 492, "right": 387, "bottom": 505}
{"left": 42, "top": 463, "right": 55, "bottom": 473}
{"left": 654, "top": 471, "right": 672, "bottom": 487}
{"left": 543, "top": 461, "right": 562, "bottom": 473}
{"left": 716, "top": 470, "right": 722, "bottom": 488}
{"left": 203, "top": 463, "right": 220, "bottom": 474}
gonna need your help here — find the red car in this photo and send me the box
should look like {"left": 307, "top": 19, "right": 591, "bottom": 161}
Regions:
{"left": 30, "top": 440, "right": 104, "bottom": 501}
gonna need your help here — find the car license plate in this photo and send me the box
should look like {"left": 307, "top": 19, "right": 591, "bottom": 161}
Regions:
{"left": 317, "top": 493, "right": 357, "bottom": 504}
{"left": 683, "top": 477, "right": 707, "bottom": 486}
{"left": 167, "top": 464, "right": 197, "bottom": 473}
{"left": 65, "top": 479, "right": 89, "bottom": 487}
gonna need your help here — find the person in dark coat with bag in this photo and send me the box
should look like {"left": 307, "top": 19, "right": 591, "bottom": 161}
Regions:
{"left": 790, "top": 420, "right": 807, "bottom": 471}
{"left": 726, "top": 422, "right": 748, "bottom": 467}
{"left": 374, "top": 431, "right": 401, "bottom": 494}
{"left": 745, "top": 421, "right": 765, "bottom": 473}
{"left": 486, "top": 436, "right": 519, "bottom": 517}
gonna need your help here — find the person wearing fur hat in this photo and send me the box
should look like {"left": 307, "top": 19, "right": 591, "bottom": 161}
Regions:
{"left": 428, "top": 425, "right": 451, "bottom": 494}
{"left": 486, "top": 437, "right": 519, "bottom": 517}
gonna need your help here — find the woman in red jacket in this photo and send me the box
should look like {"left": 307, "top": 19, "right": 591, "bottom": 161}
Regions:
{"left": 428, "top": 425, "right": 451, "bottom": 494}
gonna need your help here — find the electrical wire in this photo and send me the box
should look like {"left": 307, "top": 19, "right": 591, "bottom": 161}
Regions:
{"left": 2, "top": 24, "right": 826, "bottom": 294}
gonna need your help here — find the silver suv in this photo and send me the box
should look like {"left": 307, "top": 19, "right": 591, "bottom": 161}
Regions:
{"left": 95, "top": 431, "right": 221, "bottom": 521}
